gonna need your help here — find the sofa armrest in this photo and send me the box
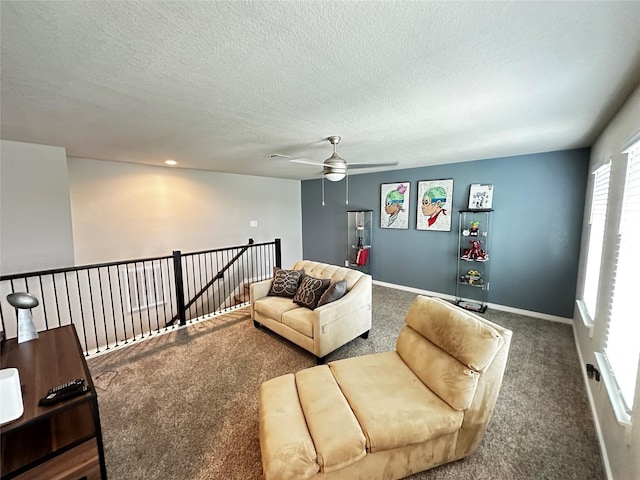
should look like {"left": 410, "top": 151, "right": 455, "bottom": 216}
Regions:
{"left": 316, "top": 273, "right": 371, "bottom": 311}
{"left": 250, "top": 278, "right": 273, "bottom": 319}
{"left": 312, "top": 275, "right": 372, "bottom": 357}
{"left": 251, "top": 278, "right": 272, "bottom": 301}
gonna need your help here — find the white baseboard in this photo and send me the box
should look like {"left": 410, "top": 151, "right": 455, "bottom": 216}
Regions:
{"left": 372, "top": 280, "right": 456, "bottom": 301}
{"left": 372, "top": 280, "right": 573, "bottom": 324}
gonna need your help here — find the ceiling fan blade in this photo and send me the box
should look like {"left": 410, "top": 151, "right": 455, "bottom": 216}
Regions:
{"left": 347, "top": 162, "right": 399, "bottom": 169}
{"left": 289, "top": 158, "right": 325, "bottom": 167}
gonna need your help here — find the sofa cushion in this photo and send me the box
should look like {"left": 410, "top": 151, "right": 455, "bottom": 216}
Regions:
{"left": 296, "top": 366, "right": 367, "bottom": 473}
{"left": 405, "top": 296, "right": 504, "bottom": 372}
{"left": 259, "top": 374, "right": 319, "bottom": 480}
{"left": 281, "top": 308, "right": 315, "bottom": 338}
{"left": 317, "top": 280, "right": 347, "bottom": 307}
{"left": 293, "top": 275, "right": 331, "bottom": 310}
{"left": 255, "top": 296, "right": 301, "bottom": 322}
{"left": 396, "top": 325, "right": 479, "bottom": 411}
{"left": 268, "top": 268, "right": 305, "bottom": 298}
{"left": 329, "top": 351, "right": 463, "bottom": 453}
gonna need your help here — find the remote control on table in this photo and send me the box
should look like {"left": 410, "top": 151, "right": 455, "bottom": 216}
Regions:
{"left": 48, "top": 378, "right": 84, "bottom": 394}
{"left": 39, "top": 379, "right": 87, "bottom": 406}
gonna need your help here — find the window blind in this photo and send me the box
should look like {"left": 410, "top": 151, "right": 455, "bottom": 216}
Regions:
{"left": 583, "top": 162, "right": 610, "bottom": 320}
{"left": 605, "top": 143, "right": 640, "bottom": 412}
{"left": 125, "top": 262, "right": 165, "bottom": 313}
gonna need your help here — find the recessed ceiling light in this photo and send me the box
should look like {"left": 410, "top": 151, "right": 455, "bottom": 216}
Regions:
{"left": 165, "top": 159, "right": 177, "bottom": 166}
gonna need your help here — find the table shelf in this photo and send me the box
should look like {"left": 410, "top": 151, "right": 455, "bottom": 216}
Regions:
{"left": 1, "top": 326, "right": 107, "bottom": 479}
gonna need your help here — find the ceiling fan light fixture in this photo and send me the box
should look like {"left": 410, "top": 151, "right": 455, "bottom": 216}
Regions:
{"left": 324, "top": 171, "right": 346, "bottom": 182}
{"left": 323, "top": 141, "right": 347, "bottom": 181}
{"left": 323, "top": 154, "right": 347, "bottom": 181}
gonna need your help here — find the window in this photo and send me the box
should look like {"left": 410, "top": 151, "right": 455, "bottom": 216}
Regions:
{"left": 125, "top": 263, "right": 165, "bottom": 312}
{"left": 603, "top": 142, "right": 640, "bottom": 414}
{"left": 582, "top": 162, "right": 611, "bottom": 322}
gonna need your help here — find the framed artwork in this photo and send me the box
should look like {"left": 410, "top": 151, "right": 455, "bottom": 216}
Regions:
{"left": 416, "top": 178, "right": 454, "bottom": 231}
{"left": 380, "top": 182, "right": 410, "bottom": 229}
{"left": 468, "top": 184, "right": 494, "bottom": 209}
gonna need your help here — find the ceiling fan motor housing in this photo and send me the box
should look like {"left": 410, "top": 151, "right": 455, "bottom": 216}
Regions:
{"left": 323, "top": 152, "right": 347, "bottom": 180}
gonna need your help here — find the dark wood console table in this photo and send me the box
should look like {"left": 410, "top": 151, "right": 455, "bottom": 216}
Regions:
{"left": 1, "top": 325, "right": 107, "bottom": 479}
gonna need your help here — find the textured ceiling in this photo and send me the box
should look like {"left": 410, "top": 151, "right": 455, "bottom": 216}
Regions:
{"left": 2, "top": 1, "right": 640, "bottom": 180}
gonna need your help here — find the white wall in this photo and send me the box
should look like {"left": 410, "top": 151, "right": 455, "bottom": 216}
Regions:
{"left": 0, "top": 140, "right": 75, "bottom": 274}
{"left": 67, "top": 157, "right": 302, "bottom": 268}
{"left": 574, "top": 82, "right": 640, "bottom": 480}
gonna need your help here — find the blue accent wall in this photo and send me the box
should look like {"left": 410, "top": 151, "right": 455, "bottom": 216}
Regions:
{"left": 301, "top": 149, "right": 590, "bottom": 318}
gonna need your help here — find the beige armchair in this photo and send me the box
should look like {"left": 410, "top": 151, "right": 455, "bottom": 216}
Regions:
{"left": 258, "top": 295, "right": 512, "bottom": 480}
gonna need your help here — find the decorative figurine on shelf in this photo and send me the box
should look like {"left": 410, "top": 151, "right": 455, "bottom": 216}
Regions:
{"left": 477, "top": 249, "right": 488, "bottom": 261}
{"left": 469, "top": 221, "right": 480, "bottom": 236}
{"left": 466, "top": 270, "right": 483, "bottom": 285}
{"left": 461, "top": 248, "right": 471, "bottom": 259}
{"left": 468, "top": 240, "right": 482, "bottom": 260}
{"left": 355, "top": 247, "right": 369, "bottom": 266}
{"left": 6, "top": 292, "right": 40, "bottom": 343}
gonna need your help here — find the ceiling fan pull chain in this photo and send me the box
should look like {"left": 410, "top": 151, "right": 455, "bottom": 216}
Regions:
{"left": 322, "top": 176, "right": 325, "bottom": 206}
{"left": 345, "top": 172, "right": 349, "bottom": 205}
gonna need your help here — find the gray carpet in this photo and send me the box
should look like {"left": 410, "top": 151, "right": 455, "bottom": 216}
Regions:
{"left": 88, "top": 285, "right": 604, "bottom": 480}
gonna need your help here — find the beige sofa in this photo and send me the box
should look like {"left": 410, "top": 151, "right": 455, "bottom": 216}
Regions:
{"left": 258, "top": 295, "right": 512, "bottom": 480}
{"left": 250, "top": 260, "right": 372, "bottom": 361}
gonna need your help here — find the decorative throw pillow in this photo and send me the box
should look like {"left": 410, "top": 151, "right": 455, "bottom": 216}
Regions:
{"left": 293, "top": 275, "right": 331, "bottom": 310}
{"left": 317, "top": 280, "right": 347, "bottom": 307}
{"left": 268, "top": 269, "right": 305, "bottom": 298}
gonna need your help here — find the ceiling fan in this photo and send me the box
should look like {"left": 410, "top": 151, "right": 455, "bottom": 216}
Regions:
{"left": 287, "top": 136, "right": 398, "bottom": 182}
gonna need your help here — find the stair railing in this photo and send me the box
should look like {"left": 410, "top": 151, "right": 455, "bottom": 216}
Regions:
{"left": 0, "top": 238, "right": 281, "bottom": 356}
{"left": 167, "top": 238, "right": 262, "bottom": 327}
